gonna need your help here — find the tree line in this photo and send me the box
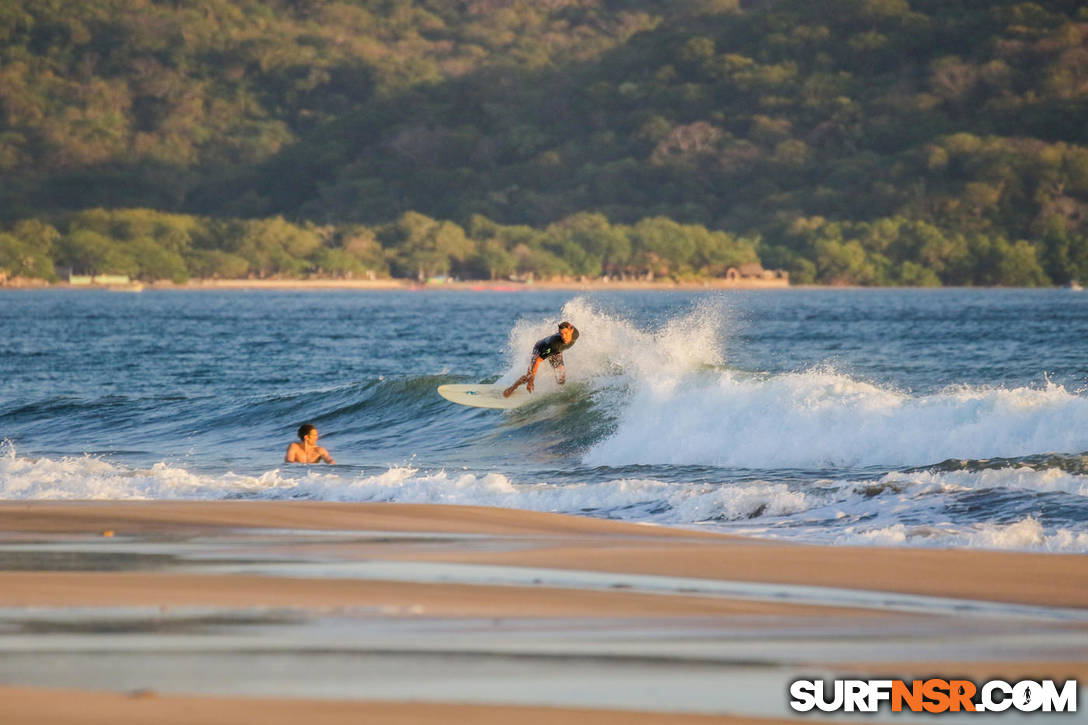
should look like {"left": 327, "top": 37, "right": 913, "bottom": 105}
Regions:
{"left": 4, "top": 205, "right": 1074, "bottom": 286}
{"left": 2, "top": 1, "right": 1088, "bottom": 285}
{"left": 0, "top": 207, "right": 761, "bottom": 283}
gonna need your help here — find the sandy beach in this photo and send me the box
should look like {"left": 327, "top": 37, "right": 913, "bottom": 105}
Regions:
{"left": 0, "top": 687, "right": 811, "bottom": 725}
{"left": 0, "top": 502, "right": 1084, "bottom": 723}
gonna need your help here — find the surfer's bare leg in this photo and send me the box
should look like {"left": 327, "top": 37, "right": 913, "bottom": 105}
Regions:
{"left": 551, "top": 354, "right": 565, "bottom": 385}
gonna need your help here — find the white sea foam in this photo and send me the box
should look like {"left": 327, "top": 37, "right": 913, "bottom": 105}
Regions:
{"left": 3, "top": 443, "right": 1086, "bottom": 552}
{"left": 965, "top": 516, "right": 1088, "bottom": 551}
{"left": 585, "top": 367, "right": 1088, "bottom": 469}
{"left": 0, "top": 451, "right": 280, "bottom": 500}
{"left": 0, "top": 448, "right": 807, "bottom": 525}
{"left": 826, "top": 518, "right": 1088, "bottom": 552}
{"left": 881, "top": 465, "right": 1088, "bottom": 497}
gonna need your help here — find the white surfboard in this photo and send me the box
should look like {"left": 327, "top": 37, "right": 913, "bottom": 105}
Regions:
{"left": 437, "top": 383, "right": 531, "bottom": 410}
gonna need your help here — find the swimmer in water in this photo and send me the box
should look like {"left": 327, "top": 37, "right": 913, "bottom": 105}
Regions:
{"left": 285, "top": 423, "right": 335, "bottom": 464}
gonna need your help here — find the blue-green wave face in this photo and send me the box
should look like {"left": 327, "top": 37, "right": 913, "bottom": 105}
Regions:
{"left": 3, "top": 288, "right": 1088, "bottom": 551}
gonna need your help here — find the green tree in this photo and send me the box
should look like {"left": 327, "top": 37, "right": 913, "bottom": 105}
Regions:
{"left": 235, "top": 217, "right": 322, "bottom": 277}
{"left": 337, "top": 225, "right": 389, "bottom": 277}
{"left": 895, "top": 261, "right": 940, "bottom": 286}
{"left": 383, "top": 212, "right": 473, "bottom": 281}
{"left": 814, "top": 238, "right": 877, "bottom": 285}
{"left": 0, "top": 232, "right": 55, "bottom": 280}
{"left": 470, "top": 239, "right": 516, "bottom": 280}
{"left": 545, "top": 213, "right": 631, "bottom": 276}
{"left": 185, "top": 249, "right": 251, "bottom": 279}
{"left": 310, "top": 248, "right": 367, "bottom": 278}
{"left": 629, "top": 217, "right": 698, "bottom": 276}
{"left": 127, "top": 237, "right": 188, "bottom": 283}
{"left": 55, "top": 230, "right": 137, "bottom": 277}
{"left": 12, "top": 219, "right": 60, "bottom": 256}
{"left": 996, "top": 240, "right": 1050, "bottom": 287}
{"left": 515, "top": 245, "right": 571, "bottom": 280}
{"left": 692, "top": 227, "right": 759, "bottom": 274}
{"left": 967, "top": 235, "right": 1050, "bottom": 287}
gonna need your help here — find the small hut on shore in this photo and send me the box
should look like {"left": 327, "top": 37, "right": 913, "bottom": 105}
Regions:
{"left": 724, "top": 263, "right": 789, "bottom": 286}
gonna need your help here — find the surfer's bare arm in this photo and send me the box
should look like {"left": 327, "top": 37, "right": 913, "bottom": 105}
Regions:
{"left": 316, "top": 446, "right": 335, "bottom": 464}
{"left": 503, "top": 356, "right": 543, "bottom": 397}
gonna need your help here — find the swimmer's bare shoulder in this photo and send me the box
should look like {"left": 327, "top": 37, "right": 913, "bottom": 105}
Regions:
{"left": 313, "top": 445, "right": 334, "bottom": 464}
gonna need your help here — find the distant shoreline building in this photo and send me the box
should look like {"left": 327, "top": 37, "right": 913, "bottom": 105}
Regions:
{"left": 723, "top": 264, "right": 789, "bottom": 287}
{"left": 67, "top": 272, "right": 132, "bottom": 285}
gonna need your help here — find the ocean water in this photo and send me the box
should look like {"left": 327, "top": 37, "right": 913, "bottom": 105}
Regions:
{"left": 3, "top": 287, "right": 1088, "bottom": 552}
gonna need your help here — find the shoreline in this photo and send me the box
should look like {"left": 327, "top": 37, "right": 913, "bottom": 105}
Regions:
{"left": 0, "top": 501, "right": 1084, "bottom": 722}
{"left": 3, "top": 277, "right": 790, "bottom": 292}
{"left": 5, "top": 278, "right": 1080, "bottom": 292}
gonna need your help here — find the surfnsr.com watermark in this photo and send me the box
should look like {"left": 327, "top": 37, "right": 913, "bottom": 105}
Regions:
{"left": 789, "top": 679, "right": 1078, "bottom": 713}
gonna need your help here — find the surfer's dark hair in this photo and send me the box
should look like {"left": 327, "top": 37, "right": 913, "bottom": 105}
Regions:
{"left": 297, "top": 423, "right": 316, "bottom": 440}
{"left": 558, "top": 321, "right": 573, "bottom": 330}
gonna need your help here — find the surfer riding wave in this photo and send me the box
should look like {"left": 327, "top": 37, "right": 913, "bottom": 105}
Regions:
{"left": 504, "top": 321, "right": 580, "bottom": 397}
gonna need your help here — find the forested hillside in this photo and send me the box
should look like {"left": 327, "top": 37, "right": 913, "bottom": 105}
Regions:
{"left": 2, "top": 0, "right": 1088, "bottom": 285}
